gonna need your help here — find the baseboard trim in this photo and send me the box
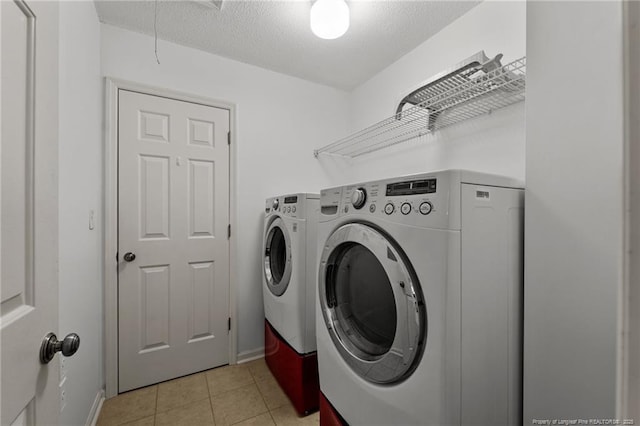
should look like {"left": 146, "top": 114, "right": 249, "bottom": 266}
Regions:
{"left": 86, "top": 388, "right": 105, "bottom": 426}
{"left": 237, "top": 347, "right": 265, "bottom": 364}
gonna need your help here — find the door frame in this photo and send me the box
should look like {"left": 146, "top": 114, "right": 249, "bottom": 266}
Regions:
{"left": 103, "top": 78, "right": 238, "bottom": 398}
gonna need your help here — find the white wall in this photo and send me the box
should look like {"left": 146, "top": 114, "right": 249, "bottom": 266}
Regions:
{"left": 524, "top": 1, "right": 624, "bottom": 422}
{"left": 100, "top": 25, "right": 350, "bottom": 355}
{"left": 58, "top": 1, "right": 104, "bottom": 424}
{"left": 320, "top": 1, "right": 526, "bottom": 184}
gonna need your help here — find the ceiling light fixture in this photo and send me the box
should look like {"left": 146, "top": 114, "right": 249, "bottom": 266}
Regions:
{"left": 310, "top": 0, "right": 350, "bottom": 40}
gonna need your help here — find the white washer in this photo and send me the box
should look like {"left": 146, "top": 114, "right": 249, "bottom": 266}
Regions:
{"left": 263, "top": 193, "right": 319, "bottom": 355}
{"left": 316, "top": 170, "right": 524, "bottom": 425}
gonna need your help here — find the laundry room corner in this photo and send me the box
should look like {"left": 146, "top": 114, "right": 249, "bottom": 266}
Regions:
{"left": 58, "top": 1, "right": 105, "bottom": 425}
{"left": 99, "top": 23, "right": 351, "bottom": 362}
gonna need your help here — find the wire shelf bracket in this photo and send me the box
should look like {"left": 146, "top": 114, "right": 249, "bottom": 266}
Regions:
{"left": 314, "top": 53, "right": 526, "bottom": 159}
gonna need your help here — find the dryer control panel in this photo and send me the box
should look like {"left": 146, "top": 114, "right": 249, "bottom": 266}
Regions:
{"left": 345, "top": 180, "right": 439, "bottom": 219}
{"left": 382, "top": 178, "right": 436, "bottom": 217}
{"left": 319, "top": 172, "right": 458, "bottom": 229}
{"left": 320, "top": 170, "right": 523, "bottom": 230}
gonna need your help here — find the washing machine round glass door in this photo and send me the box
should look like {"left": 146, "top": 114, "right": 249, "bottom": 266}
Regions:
{"left": 264, "top": 217, "right": 292, "bottom": 296}
{"left": 318, "top": 223, "right": 426, "bottom": 384}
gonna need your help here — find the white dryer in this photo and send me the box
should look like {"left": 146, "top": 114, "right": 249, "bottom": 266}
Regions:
{"left": 262, "top": 193, "right": 319, "bottom": 415}
{"left": 316, "top": 170, "right": 524, "bottom": 425}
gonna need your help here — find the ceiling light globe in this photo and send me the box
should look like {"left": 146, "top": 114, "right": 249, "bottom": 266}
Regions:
{"left": 310, "top": 0, "right": 350, "bottom": 40}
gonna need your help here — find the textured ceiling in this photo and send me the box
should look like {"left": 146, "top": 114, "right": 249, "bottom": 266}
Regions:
{"left": 94, "top": 0, "right": 480, "bottom": 90}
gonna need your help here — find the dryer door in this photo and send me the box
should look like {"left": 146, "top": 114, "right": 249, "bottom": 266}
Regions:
{"left": 264, "top": 217, "right": 292, "bottom": 296}
{"left": 318, "top": 223, "right": 426, "bottom": 384}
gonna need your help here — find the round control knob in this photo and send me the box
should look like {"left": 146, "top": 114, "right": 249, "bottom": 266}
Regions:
{"left": 401, "top": 202, "right": 412, "bottom": 215}
{"left": 272, "top": 199, "right": 279, "bottom": 211}
{"left": 292, "top": 206, "right": 296, "bottom": 213}
{"left": 384, "top": 203, "right": 395, "bottom": 215}
{"left": 286, "top": 206, "right": 291, "bottom": 213}
{"left": 351, "top": 188, "right": 367, "bottom": 210}
{"left": 419, "top": 201, "right": 433, "bottom": 215}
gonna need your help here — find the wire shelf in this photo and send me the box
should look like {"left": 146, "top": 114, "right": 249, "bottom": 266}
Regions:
{"left": 314, "top": 56, "right": 526, "bottom": 158}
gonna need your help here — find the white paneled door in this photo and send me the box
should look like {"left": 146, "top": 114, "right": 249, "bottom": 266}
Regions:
{"left": 1, "top": 1, "right": 60, "bottom": 425}
{"left": 118, "top": 90, "right": 230, "bottom": 392}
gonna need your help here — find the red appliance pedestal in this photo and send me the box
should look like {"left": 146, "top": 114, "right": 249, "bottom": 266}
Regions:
{"left": 319, "top": 392, "right": 347, "bottom": 426}
{"left": 264, "top": 320, "right": 319, "bottom": 416}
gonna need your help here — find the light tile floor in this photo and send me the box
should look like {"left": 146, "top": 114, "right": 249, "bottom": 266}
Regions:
{"left": 97, "top": 358, "right": 320, "bottom": 426}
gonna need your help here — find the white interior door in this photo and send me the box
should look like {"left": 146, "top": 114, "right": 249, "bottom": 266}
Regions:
{"left": 1, "top": 1, "right": 61, "bottom": 424}
{"left": 118, "top": 90, "right": 230, "bottom": 392}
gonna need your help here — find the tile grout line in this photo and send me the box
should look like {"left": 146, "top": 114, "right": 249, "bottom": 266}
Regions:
{"left": 248, "top": 361, "right": 268, "bottom": 403}
{"left": 249, "top": 362, "right": 273, "bottom": 423}
{"left": 204, "top": 370, "right": 220, "bottom": 425}
{"left": 268, "top": 410, "right": 278, "bottom": 426}
{"left": 154, "top": 385, "right": 159, "bottom": 426}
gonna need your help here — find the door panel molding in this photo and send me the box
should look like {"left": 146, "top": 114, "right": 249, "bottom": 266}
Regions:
{"left": 1, "top": 1, "right": 60, "bottom": 423}
{"left": 104, "top": 78, "right": 237, "bottom": 397}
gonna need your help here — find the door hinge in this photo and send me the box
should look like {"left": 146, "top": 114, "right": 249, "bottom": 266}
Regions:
{"left": 227, "top": 224, "right": 231, "bottom": 239}
{"left": 228, "top": 317, "right": 231, "bottom": 331}
{"left": 227, "top": 131, "right": 231, "bottom": 145}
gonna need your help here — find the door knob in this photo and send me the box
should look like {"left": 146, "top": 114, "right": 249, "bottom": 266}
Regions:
{"left": 40, "top": 332, "right": 80, "bottom": 364}
{"left": 123, "top": 252, "right": 136, "bottom": 262}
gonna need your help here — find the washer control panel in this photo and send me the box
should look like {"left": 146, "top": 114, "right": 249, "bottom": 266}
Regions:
{"left": 265, "top": 194, "right": 305, "bottom": 218}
